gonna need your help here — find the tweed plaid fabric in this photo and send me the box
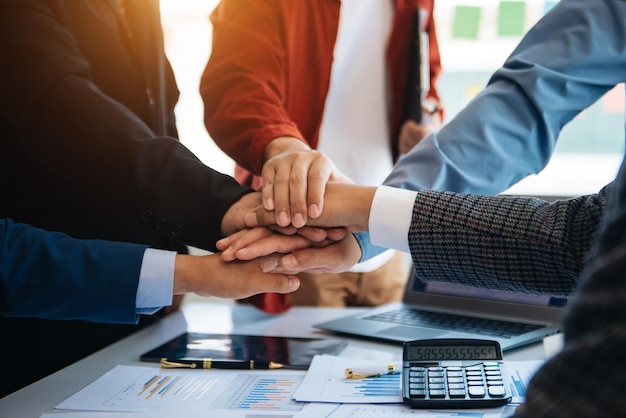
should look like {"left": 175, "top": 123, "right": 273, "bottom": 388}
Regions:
{"left": 408, "top": 184, "right": 610, "bottom": 297}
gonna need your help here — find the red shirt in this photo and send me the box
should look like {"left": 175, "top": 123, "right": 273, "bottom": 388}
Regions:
{"left": 202, "top": 0, "right": 441, "bottom": 187}
{"left": 201, "top": 0, "right": 441, "bottom": 313}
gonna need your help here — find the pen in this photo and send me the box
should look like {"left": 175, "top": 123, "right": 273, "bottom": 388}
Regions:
{"left": 160, "top": 358, "right": 284, "bottom": 370}
{"left": 345, "top": 363, "right": 397, "bottom": 379}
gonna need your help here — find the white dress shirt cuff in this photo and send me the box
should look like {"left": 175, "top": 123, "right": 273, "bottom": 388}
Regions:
{"left": 369, "top": 186, "right": 417, "bottom": 254}
{"left": 136, "top": 248, "right": 176, "bottom": 315}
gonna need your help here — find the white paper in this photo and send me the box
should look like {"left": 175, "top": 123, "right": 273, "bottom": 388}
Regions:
{"left": 293, "top": 403, "right": 506, "bottom": 418}
{"left": 55, "top": 365, "right": 306, "bottom": 415}
{"left": 293, "top": 355, "right": 403, "bottom": 404}
{"left": 504, "top": 360, "right": 543, "bottom": 404}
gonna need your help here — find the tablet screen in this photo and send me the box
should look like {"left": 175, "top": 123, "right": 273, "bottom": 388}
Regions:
{"left": 140, "top": 333, "right": 347, "bottom": 369}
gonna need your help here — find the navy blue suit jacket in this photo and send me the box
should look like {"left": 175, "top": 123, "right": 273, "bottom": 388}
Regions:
{"left": 0, "top": 219, "right": 147, "bottom": 324}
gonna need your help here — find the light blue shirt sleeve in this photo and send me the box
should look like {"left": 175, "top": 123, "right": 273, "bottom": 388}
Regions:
{"left": 135, "top": 248, "right": 176, "bottom": 315}
{"left": 385, "top": 0, "right": 626, "bottom": 195}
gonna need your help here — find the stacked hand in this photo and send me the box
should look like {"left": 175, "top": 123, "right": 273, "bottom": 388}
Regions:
{"left": 218, "top": 183, "right": 377, "bottom": 275}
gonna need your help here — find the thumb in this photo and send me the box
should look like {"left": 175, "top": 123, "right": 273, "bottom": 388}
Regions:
{"left": 245, "top": 206, "right": 278, "bottom": 227}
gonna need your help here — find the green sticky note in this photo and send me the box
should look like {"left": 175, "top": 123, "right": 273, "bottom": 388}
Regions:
{"left": 498, "top": 1, "right": 526, "bottom": 37}
{"left": 452, "top": 5, "right": 481, "bottom": 40}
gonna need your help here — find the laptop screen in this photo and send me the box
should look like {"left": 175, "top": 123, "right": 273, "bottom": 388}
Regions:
{"left": 410, "top": 273, "right": 568, "bottom": 308}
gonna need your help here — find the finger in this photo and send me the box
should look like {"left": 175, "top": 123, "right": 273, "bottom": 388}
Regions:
{"left": 281, "top": 235, "right": 362, "bottom": 273}
{"left": 234, "top": 234, "right": 313, "bottom": 260}
{"left": 244, "top": 205, "right": 278, "bottom": 228}
{"left": 325, "top": 227, "right": 347, "bottom": 241}
{"left": 288, "top": 159, "right": 309, "bottom": 228}
{"left": 295, "top": 226, "right": 329, "bottom": 242}
{"left": 261, "top": 164, "right": 277, "bottom": 211}
{"left": 306, "top": 157, "right": 333, "bottom": 219}
{"left": 247, "top": 268, "right": 300, "bottom": 296}
{"left": 217, "top": 228, "right": 274, "bottom": 261}
{"left": 272, "top": 162, "right": 293, "bottom": 227}
{"left": 280, "top": 246, "right": 347, "bottom": 273}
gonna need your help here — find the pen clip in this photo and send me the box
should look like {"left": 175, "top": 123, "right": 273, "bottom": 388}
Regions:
{"left": 345, "top": 364, "right": 396, "bottom": 379}
{"left": 160, "top": 359, "right": 198, "bottom": 369}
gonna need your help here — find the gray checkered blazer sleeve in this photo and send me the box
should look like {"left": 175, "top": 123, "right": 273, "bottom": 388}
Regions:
{"left": 407, "top": 184, "right": 611, "bottom": 297}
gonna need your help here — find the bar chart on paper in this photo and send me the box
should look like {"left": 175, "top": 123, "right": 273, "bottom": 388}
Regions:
{"left": 56, "top": 365, "right": 305, "bottom": 413}
{"left": 343, "top": 373, "right": 401, "bottom": 398}
{"left": 293, "top": 356, "right": 403, "bottom": 404}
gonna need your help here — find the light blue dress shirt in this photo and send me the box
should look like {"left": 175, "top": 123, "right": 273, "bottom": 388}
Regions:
{"left": 357, "top": 0, "right": 626, "bottom": 262}
{"left": 136, "top": 249, "right": 175, "bottom": 314}
{"left": 386, "top": 0, "right": 626, "bottom": 195}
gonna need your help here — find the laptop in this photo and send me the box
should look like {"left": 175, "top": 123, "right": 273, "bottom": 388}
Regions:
{"left": 314, "top": 267, "right": 566, "bottom": 351}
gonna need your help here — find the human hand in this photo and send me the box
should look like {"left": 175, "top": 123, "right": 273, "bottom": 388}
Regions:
{"left": 221, "top": 191, "right": 262, "bottom": 236}
{"left": 398, "top": 105, "right": 443, "bottom": 155}
{"left": 221, "top": 191, "right": 335, "bottom": 239}
{"left": 262, "top": 136, "right": 352, "bottom": 228}
{"left": 219, "top": 232, "right": 362, "bottom": 275}
{"left": 261, "top": 234, "right": 363, "bottom": 275}
{"left": 173, "top": 253, "right": 299, "bottom": 299}
{"left": 217, "top": 226, "right": 346, "bottom": 262}
{"left": 246, "top": 182, "right": 376, "bottom": 233}
{"left": 398, "top": 119, "right": 433, "bottom": 155}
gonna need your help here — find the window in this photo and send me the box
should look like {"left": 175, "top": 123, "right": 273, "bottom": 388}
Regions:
{"left": 435, "top": 0, "right": 624, "bottom": 197}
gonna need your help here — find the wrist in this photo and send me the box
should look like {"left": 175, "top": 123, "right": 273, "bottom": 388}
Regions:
{"left": 324, "top": 183, "right": 375, "bottom": 232}
{"left": 173, "top": 254, "right": 209, "bottom": 294}
{"left": 264, "top": 136, "right": 311, "bottom": 162}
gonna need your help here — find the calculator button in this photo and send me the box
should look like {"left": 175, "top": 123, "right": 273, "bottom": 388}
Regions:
{"left": 429, "top": 377, "right": 445, "bottom": 384}
{"left": 429, "top": 390, "right": 446, "bottom": 398}
{"left": 488, "top": 385, "right": 507, "bottom": 397}
{"left": 429, "top": 383, "right": 445, "bottom": 390}
{"left": 410, "top": 389, "right": 426, "bottom": 398}
{"left": 409, "top": 383, "right": 425, "bottom": 390}
{"left": 447, "top": 377, "right": 464, "bottom": 383}
{"left": 468, "top": 386, "right": 486, "bottom": 398}
{"left": 446, "top": 371, "right": 463, "bottom": 377}
{"left": 448, "top": 383, "right": 465, "bottom": 390}
{"left": 449, "top": 389, "right": 466, "bottom": 398}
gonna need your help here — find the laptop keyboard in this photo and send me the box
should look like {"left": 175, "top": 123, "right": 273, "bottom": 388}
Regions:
{"left": 365, "top": 308, "right": 542, "bottom": 338}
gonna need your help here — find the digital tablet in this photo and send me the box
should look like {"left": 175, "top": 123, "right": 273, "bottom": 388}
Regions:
{"left": 140, "top": 332, "right": 347, "bottom": 370}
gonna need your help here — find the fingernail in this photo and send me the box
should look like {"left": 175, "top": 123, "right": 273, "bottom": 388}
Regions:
{"left": 288, "top": 277, "right": 300, "bottom": 291}
{"left": 309, "top": 204, "right": 320, "bottom": 218}
{"left": 278, "top": 211, "right": 289, "bottom": 226}
{"left": 283, "top": 255, "right": 298, "bottom": 270}
{"left": 293, "top": 213, "right": 305, "bottom": 228}
{"left": 265, "top": 198, "right": 274, "bottom": 211}
{"left": 245, "top": 211, "right": 258, "bottom": 226}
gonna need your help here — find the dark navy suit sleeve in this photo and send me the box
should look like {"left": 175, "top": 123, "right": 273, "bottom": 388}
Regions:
{"left": 0, "top": 219, "right": 147, "bottom": 324}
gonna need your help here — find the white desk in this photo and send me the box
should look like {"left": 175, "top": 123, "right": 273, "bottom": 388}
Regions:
{"left": 0, "top": 300, "right": 546, "bottom": 417}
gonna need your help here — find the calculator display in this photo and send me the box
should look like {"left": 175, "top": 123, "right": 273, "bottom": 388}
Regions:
{"left": 406, "top": 344, "right": 499, "bottom": 361}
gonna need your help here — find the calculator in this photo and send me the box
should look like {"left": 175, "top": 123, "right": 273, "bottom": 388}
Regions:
{"left": 402, "top": 339, "right": 512, "bottom": 409}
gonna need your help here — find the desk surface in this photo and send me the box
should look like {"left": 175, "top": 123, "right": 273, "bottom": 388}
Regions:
{"left": 0, "top": 300, "right": 546, "bottom": 417}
